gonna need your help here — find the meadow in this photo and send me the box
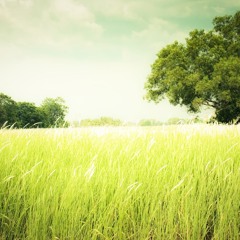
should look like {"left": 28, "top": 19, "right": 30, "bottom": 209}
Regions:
{"left": 0, "top": 125, "right": 239, "bottom": 239}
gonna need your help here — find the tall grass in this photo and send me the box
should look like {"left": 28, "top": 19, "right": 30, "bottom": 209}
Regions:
{"left": 0, "top": 125, "right": 239, "bottom": 239}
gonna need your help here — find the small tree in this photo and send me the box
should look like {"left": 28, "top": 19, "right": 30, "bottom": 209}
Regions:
{"left": 40, "top": 97, "right": 68, "bottom": 127}
{"left": 145, "top": 11, "right": 240, "bottom": 123}
{"left": 0, "top": 93, "right": 18, "bottom": 127}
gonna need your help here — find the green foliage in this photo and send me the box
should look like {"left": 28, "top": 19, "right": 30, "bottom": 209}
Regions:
{"left": 167, "top": 118, "right": 185, "bottom": 125}
{"left": 166, "top": 117, "right": 204, "bottom": 125}
{"left": 80, "top": 117, "right": 123, "bottom": 126}
{"left": 0, "top": 93, "right": 69, "bottom": 128}
{"left": 145, "top": 11, "right": 240, "bottom": 123}
{"left": 138, "top": 119, "right": 163, "bottom": 126}
{"left": 16, "top": 102, "right": 44, "bottom": 128}
{"left": 0, "top": 93, "right": 18, "bottom": 127}
{"left": 40, "top": 97, "right": 69, "bottom": 127}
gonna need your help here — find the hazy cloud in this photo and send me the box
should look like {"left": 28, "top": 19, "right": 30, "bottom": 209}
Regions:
{"left": 1, "top": 0, "right": 239, "bottom": 59}
{"left": 0, "top": 0, "right": 103, "bottom": 54}
{"left": 132, "top": 18, "right": 187, "bottom": 45}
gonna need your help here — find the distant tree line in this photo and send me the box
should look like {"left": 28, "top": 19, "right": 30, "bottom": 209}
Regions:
{"left": 0, "top": 93, "right": 68, "bottom": 128}
{"left": 70, "top": 117, "right": 205, "bottom": 127}
{"left": 138, "top": 117, "right": 204, "bottom": 126}
{"left": 71, "top": 117, "right": 123, "bottom": 127}
{"left": 138, "top": 119, "right": 163, "bottom": 126}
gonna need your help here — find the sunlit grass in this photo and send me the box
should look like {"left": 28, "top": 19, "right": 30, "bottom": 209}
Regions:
{"left": 0, "top": 125, "right": 239, "bottom": 239}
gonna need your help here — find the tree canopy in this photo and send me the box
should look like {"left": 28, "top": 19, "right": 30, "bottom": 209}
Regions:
{"left": 0, "top": 93, "right": 18, "bottom": 127}
{"left": 40, "top": 97, "right": 68, "bottom": 127}
{"left": 17, "top": 102, "right": 44, "bottom": 128}
{"left": 145, "top": 11, "right": 240, "bottom": 123}
{"left": 0, "top": 93, "right": 68, "bottom": 128}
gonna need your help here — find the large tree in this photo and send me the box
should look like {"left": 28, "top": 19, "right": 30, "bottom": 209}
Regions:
{"left": 145, "top": 11, "right": 240, "bottom": 123}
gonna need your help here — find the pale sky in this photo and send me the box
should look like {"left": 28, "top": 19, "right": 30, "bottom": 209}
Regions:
{"left": 1, "top": 0, "right": 239, "bottom": 122}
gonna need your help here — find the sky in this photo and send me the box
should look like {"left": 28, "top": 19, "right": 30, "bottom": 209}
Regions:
{"left": 1, "top": 0, "right": 239, "bottom": 123}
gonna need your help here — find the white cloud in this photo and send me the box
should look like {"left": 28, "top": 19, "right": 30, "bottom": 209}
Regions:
{"left": 1, "top": 0, "right": 238, "bottom": 58}
{"left": 0, "top": 0, "right": 103, "bottom": 51}
{"left": 82, "top": 0, "right": 135, "bottom": 19}
{"left": 121, "top": 17, "right": 188, "bottom": 58}
{"left": 54, "top": 0, "right": 91, "bottom": 19}
{"left": 83, "top": 0, "right": 195, "bottom": 20}
{"left": 44, "top": 0, "right": 104, "bottom": 43}
{"left": 51, "top": 0, "right": 103, "bottom": 35}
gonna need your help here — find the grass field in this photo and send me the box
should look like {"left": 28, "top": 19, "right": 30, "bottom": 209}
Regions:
{"left": 0, "top": 125, "right": 239, "bottom": 239}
